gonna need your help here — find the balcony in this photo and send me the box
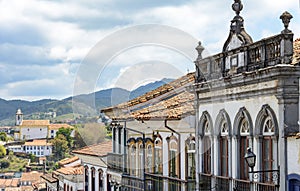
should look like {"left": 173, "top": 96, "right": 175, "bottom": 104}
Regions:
{"left": 107, "top": 152, "right": 124, "bottom": 172}
{"left": 195, "top": 32, "right": 294, "bottom": 82}
{"left": 215, "top": 176, "right": 230, "bottom": 191}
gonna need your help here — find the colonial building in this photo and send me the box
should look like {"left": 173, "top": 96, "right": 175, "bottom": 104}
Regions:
{"left": 100, "top": 1, "right": 300, "bottom": 191}
{"left": 101, "top": 73, "right": 196, "bottom": 191}
{"left": 191, "top": 1, "right": 300, "bottom": 191}
{"left": 14, "top": 109, "right": 74, "bottom": 140}
{"left": 42, "top": 156, "right": 84, "bottom": 191}
{"left": 73, "top": 141, "right": 112, "bottom": 191}
{"left": 23, "top": 139, "right": 53, "bottom": 157}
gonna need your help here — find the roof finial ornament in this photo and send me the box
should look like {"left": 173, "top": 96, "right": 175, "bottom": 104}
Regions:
{"left": 232, "top": 0, "right": 243, "bottom": 16}
{"left": 280, "top": 11, "right": 293, "bottom": 34}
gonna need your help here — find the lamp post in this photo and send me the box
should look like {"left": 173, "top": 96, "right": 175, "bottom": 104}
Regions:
{"left": 244, "top": 147, "right": 256, "bottom": 173}
{"left": 244, "top": 147, "right": 280, "bottom": 186}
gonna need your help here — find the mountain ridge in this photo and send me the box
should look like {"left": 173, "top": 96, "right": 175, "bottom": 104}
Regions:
{"left": 0, "top": 78, "right": 173, "bottom": 125}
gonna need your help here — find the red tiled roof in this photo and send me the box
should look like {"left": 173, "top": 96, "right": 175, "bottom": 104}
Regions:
{"left": 73, "top": 140, "right": 112, "bottom": 157}
{"left": 58, "top": 156, "right": 79, "bottom": 166}
{"left": 21, "top": 171, "right": 42, "bottom": 182}
{"left": 20, "top": 120, "right": 50, "bottom": 126}
{"left": 56, "top": 166, "right": 83, "bottom": 175}
{"left": 48, "top": 123, "right": 74, "bottom": 130}
{"left": 293, "top": 38, "right": 300, "bottom": 65}
{"left": 102, "top": 72, "right": 195, "bottom": 112}
{"left": 0, "top": 178, "right": 20, "bottom": 187}
{"left": 24, "top": 139, "right": 52, "bottom": 146}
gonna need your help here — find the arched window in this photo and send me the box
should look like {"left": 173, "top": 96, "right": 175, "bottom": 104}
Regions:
{"left": 201, "top": 113, "right": 212, "bottom": 175}
{"left": 255, "top": 105, "right": 278, "bottom": 183}
{"left": 129, "top": 144, "right": 136, "bottom": 176}
{"left": 234, "top": 107, "right": 253, "bottom": 182}
{"left": 186, "top": 137, "right": 196, "bottom": 179}
{"left": 220, "top": 120, "right": 229, "bottom": 177}
{"left": 146, "top": 141, "right": 154, "bottom": 173}
{"left": 138, "top": 142, "right": 144, "bottom": 177}
{"left": 168, "top": 136, "right": 179, "bottom": 177}
{"left": 154, "top": 136, "right": 162, "bottom": 174}
{"left": 91, "top": 167, "right": 96, "bottom": 191}
{"left": 216, "top": 110, "right": 231, "bottom": 178}
{"left": 84, "top": 166, "right": 89, "bottom": 191}
{"left": 99, "top": 169, "right": 103, "bottom": 191}
{"left": 64, "top": 183, "right": 66, "bottom": 191}
{"left": 262, "top": 116, "right": 275, "bottom": 182}
{"left": 239, "top": 118, "right": 250, "bottom": 180}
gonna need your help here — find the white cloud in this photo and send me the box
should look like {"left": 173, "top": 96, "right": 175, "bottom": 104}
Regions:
{"left": 0, "top": 0, "right": 300, "bottom": 100}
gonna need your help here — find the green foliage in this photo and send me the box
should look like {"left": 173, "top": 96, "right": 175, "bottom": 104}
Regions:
{"left": 51, "top": 134, "right": 69, "bottom": 160}
{"left": 77, "top": 123, "right": 107, "bottom": 146}
{"left": 29, "top": 153, "right": 36, "bottom": 162}
{"left": 0, "top": 132, "right": 8, "bottom": 142}
{"left": 0, "top": 160, "right": 10, "bottom": 168}
{"left": 56, "top": 127, "right": 73, "bottom": 147}
{"left": 0, "top": 145, "right": 6, "bottom": 158}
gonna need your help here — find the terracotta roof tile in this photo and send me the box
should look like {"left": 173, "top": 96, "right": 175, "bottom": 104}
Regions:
{"left": 292, "top": 38, "right": 300, "bottom": 65}
{"left": 48, "top": 124, "right": 74, "bottom": 130}
{"left": 73, "top": 140, "right": 112, "bottom": 157}
{"left": 41, "top": 174, "right": 57, "bottom": 183}
{"left": 24, "top": 139, "right": 52, "bottom": 146}
{"left": 20, "top": 120, "right": 50, "bottom": 126}
{"left": 58, "top": 156, "right": 79, "bottom": 166}
{"left": 56, "top": 166, "right": 84, "bottom": 175}
{"left": 21, "top": 171, "right": 42, "bottom": 182}
{"left": 102, "top": 72, "right": 195, "bottom": 112}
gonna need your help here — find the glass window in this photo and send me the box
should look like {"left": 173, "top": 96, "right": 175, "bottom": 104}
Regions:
{"left": 146, "top": 144, "right": 153, "bottom": 173}
{"left": 169, "top": 139, "right": 178, "bottom": 177}
{"left": 154, "top": 138, "right": 162, "bottom": 174}
{"left": 203, "top": 136, "right": 211, "bottom": 174}
{"left": 130, "top": 144, "right": 136, "bottom": 176}
{"left": 187, "top": 140, "right": 196, "bottom": 179}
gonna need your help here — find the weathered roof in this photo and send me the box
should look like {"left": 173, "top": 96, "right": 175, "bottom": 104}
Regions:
{"left": 24, "top": 139, "right": 52, "bottom": 146}
{"left": 58, "top": 156, "right": 79, "bottom": 166}
{"left": 20, "top": 171, "right": 42, "bottom": 182}
{"left": 41, "top": 174, "right": 57, "bottom": 183}
{"left": 292, "top": 38, "right": 300, "bottom": 65}
{"left": 20, "top": 120, "right": 50, "bottom": 126}
{"left": 73, "top": 140, "right": 112, "bottom": 157}
{"left": 0, "top": 178, "right": 20, "bottom": 187}
{"left": 48, "top": 123, "right": 74, "bottom": 130}
{"left": 102, "top": 72, "right": 195, "bottom": 112}
{"left": 120, "top": 92, "right": 195, "bottom": 120}
{"left": 56, "top": 166, "right": 83, "bottom": 175}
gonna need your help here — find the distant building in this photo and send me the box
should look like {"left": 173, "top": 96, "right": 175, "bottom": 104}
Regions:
{"left": 42, "top": 156, "right": 84, "bottom": 191}
{"left": 0, "top": 178, "right": 20, "bottom": 191}
{"left": 20, "top": 171, "right": 44, "bottom": 191}
{"left": 14, "top": 109, "right": 74, "bottom": 140}
{"left": 73, "top": 140, "right": 112, "bottom": 191}
{"left": 23, "top": 139, "right": 53, "bottom": 157}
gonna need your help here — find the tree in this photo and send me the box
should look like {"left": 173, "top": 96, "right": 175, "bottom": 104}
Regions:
{"left": 0, "top": 145, "right": 6, "bottom": 158}
{"left": 77, "top": 123, "right": 107, "bottom": 146}
{"left": 56, "top": 127, "right": 73, "bottom": 147}
{"left": 0, "top": 132, "right": 8, "bottom": 142}
{"left": 51, "top": 134, "right": 69, "bottom": 160}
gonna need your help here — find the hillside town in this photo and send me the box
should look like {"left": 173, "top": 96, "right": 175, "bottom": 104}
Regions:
{"left": 1, "top": 0, "right": 300, "bottom": 191}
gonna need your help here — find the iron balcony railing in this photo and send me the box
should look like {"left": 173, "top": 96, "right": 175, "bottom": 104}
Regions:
{"left": 233, "top": 179, "right": 251, "bottom": 191}
{"left": 107, "top": 152, "right": 124, "bottom": 172}
{"left": 215, "top": 176, "right": 230, "bottom": 191}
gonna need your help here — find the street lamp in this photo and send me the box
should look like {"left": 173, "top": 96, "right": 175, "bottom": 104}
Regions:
{"left": 244, "top": 147, "right": 256, "bottom": 172}
{"left": 244, "top": 147, "right": 279, "bottom": 184}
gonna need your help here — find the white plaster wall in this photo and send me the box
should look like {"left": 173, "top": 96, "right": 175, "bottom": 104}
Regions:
{"left": 198, "top": 95, "right": 279, "bottom": 130}
{"left": 287, "top": 137, "right": 300, "bottom": 175}
{"left": 20, "top": 126, "right": 48, "bottom": 140}
{"left": 198, "top": 95, "right": 279, "bottom": 175}
{"left": 24, "top": 145, "right": 52, "bottom": 156}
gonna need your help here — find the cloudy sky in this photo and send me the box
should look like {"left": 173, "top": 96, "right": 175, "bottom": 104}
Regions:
{"left": 0, "top": 0, "right": 299, "bottom": 101}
